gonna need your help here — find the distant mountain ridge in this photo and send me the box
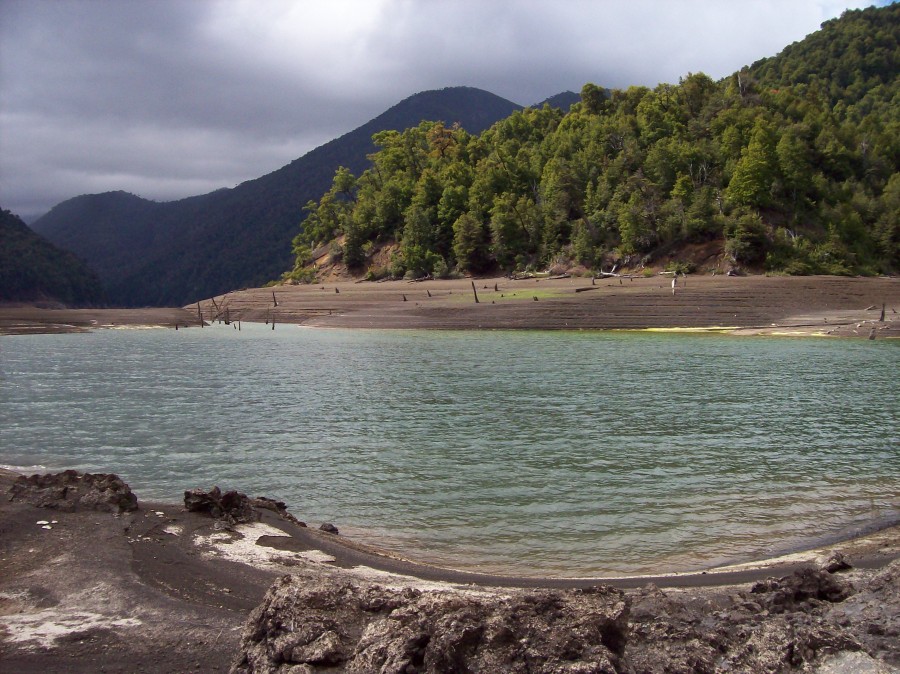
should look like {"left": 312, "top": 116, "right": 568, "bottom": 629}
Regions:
{"left": 0, "top": 208, "right": 104, "bottom": 305}
{"left": 31, "top": 87, "right": 528, "bottom": 306}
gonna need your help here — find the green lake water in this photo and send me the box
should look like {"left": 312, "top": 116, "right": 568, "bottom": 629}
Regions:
{"left": 1, "top": 324, "right": 897, "bottom": 576}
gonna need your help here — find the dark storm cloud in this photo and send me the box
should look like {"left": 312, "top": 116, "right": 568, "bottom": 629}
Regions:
{"left": 0, "top": 0, "right": 878, "bottom": 221}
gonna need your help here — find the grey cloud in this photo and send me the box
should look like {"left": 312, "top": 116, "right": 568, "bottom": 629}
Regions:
{"left": 0, "top": 0, "right": 878, "bottom": 221}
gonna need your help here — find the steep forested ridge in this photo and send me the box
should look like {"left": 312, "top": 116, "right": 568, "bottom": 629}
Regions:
{"left": 291, "top": 5, "right": 899, "bottom": 281}
{"left": 31, "top": 88, "right": 524, "bottom": 306}
{"left": 0, "top": 208, "right": 104, "bottom": 305}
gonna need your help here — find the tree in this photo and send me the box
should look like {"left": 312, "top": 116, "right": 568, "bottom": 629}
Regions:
{"left": 580, "top": 83, "right": 606, "bottom": 115}
{"left": 726, "top": 118, "right": 777, "bottom": 208}
{"left": 452, "top": 212, "right": 490, "bottom": 273}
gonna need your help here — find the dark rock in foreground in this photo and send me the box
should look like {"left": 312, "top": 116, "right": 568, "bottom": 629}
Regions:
{"left": 8, "top": 470, "right": 138, "bottom": 512}
{"left": 233, "top": 577, "right": 629, "bottom": 673}
{"left": 232, "top": 562, "right": 900, "bottom": 673}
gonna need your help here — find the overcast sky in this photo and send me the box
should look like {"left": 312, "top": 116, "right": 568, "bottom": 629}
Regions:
{"left": 0, "top": 0, "right": 888, "bottom": 221}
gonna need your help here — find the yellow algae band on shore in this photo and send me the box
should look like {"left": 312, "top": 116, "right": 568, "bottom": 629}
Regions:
{"left": 637, "top": 326, "right": 741, "bottom": 334}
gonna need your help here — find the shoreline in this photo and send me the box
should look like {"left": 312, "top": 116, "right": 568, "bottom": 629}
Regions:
{"left": 2, "top": 467, "right": 897, "bottom": 588}
{"left": 1, "top": 275, "right": 898, "bottom": 337}
{"left": 2, "top": 469, "right": 898, "bottom": 672}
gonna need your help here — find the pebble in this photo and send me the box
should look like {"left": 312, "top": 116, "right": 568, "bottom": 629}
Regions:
{"left": 36, "top": 520, "right": 49, "bottom": 525}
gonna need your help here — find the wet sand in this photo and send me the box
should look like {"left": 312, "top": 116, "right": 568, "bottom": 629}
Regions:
{"left": 1, "top": 469, "right": 897, "bottom": 672}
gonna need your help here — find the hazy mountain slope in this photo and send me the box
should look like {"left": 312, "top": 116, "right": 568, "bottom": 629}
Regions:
{"left": 0, "top": 208, "right": 104, "bottom": 305}
{"left": 32, "top": 87, "right": 522, "bottom": 306}
{"left": 535, "top": 91, "right": 581, "bottom": 110}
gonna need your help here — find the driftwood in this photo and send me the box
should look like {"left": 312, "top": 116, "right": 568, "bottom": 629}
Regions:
{"left": 575, "top": 286, "right": 600, "bottom": 293}
{"left": 471, "top": 281, "right": 480, "bottom": 304}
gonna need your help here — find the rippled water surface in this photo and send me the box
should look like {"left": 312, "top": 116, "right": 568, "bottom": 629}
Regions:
{"left": 1, "top": 324, "right": 897, "bottom": 575}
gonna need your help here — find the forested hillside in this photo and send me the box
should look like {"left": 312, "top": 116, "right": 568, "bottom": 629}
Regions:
{"left": 0, "top": 209, "right": 104, "bottom": 305}
{"left": 32, "top": 87, "right": 523, "bottom": 306}
{"left": 290, "top": 4, "right": 898, "bottom": 281}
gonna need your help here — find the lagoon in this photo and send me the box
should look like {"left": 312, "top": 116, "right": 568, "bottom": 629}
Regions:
{"left": 1, "top": 324, "right": 897, "bottom": 576}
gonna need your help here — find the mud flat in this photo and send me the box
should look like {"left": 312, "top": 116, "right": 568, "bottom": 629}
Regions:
{"left": 193, "top": 274, "right": 900, "bottom": 337}
{"left": 1, "top": 469, "right": 898, "bottom": 673}
{"left": 2, "top": 276, "right": 897, "bottom": 337}
{"left": 0, "top": 306, "right": 196, "bottom": 336}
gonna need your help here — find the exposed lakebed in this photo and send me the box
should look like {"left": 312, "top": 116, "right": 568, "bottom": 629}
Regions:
{"left": 1, "top": 323, "right": 897, "bottom": 576}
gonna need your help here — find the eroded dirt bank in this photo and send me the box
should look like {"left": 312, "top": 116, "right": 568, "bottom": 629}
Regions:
{"left": 1, "top": 275, "right": 898, "bottom": 336}
{"left": 1, "top": 470, "right": 898, "bottom": 673}
{"left": 192, "top": 275, "right": 900, "bottom": 336}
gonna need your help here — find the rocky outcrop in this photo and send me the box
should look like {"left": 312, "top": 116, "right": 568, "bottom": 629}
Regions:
{"left": 8, "top": 470, "right": 138, "bottom": 512}
{"left": 184, "top": 486, "right": 256, "bottom": 525}
{"left": 184, "top": 486, "right": 308, "bottom": 527}
{"left": 231, "top": 562, "right": 900, "bottom": 673}
{"left": 232, "top": 577, "right": 629, "bottom": 673}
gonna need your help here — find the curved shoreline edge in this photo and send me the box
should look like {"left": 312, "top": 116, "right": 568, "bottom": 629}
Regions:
{"left": 2, "top": 467, "right": 898, "bottom": 591}
{"left": 5, "top": 470, "right": 898, "bottom": 672}
{"left": 221, "top": 503, "right": 900, "bottom": 590}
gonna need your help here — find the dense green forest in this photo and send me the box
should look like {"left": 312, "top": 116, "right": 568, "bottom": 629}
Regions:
{"left": 290, "top": 4, "right": 899, "bottom": 281}
{"left": 0, "top": 208, "right": 105, "bottom": 305}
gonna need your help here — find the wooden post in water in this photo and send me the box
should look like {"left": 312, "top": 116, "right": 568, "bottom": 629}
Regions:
{"left": 197, "top": 303, "right": 204, "bottom": 327}
{"left": 471, "top": 281, "right": 480, "bottom": 304}
{"left": 880, "top": 303, "right": 886, "bottom": 322}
